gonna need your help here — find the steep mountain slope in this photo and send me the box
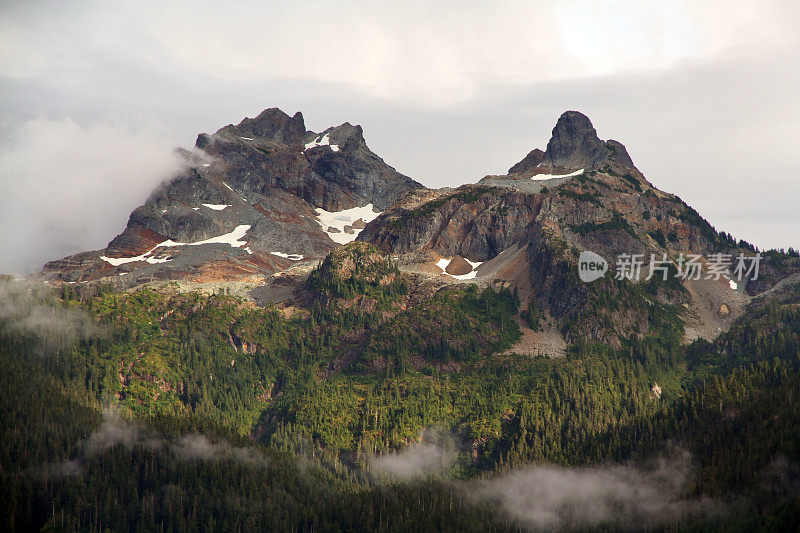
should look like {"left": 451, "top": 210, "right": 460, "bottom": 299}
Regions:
{"left": 42, "top": 108, "right": 421, "bottom": 285}
{"left": 38, "top": 109, "right": 800, "bottom": 350}
{"left": 359, "top": 111, "right": 800, "bottom": 349}
{"left": 7, "top": 109, "right": 800, "bottom": 530}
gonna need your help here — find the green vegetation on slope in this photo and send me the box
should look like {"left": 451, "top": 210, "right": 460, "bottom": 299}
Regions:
{"left": 2, "top": 260, "right": 800, "bottom": 530}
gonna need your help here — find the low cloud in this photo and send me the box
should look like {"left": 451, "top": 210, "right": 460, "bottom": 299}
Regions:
{"left": 41, "top": 459, "right": 84, "bottom": 478}
{"left": 370, "top": 443, "right": 455, "bottom": 481}
{"left": 0, "top": 115, "right": 183, "bottom": 274}
{"left": 173, "top": 434, "right": 268, "bottom": 466}
{"left": 0, "top": 279, "right": 102, "bottom": 352}
{"left": 475, "top": 451, "right": 714, "bottom": 530}
{"left": 81, "top": 411, "right": 268, "bottom": 467}
{"left": 84, "top": 411, "right": 160, "bottom": 455}
{"left": 369, "top": 429, "right": 459, "bottom": 481}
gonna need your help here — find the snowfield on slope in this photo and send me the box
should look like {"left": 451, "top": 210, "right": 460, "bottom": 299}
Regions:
{"left": 100, "top": 225, "right": 251, "bottom": 266}
{"left": 271, "top": 252, "right": 304, "bottom": 261}
{"left": 304, "top": 133, "right": 340, "bottom": 152}
{"left": 436, "top": 257, "right": 484, "bottom": 280}
{"left": 313, "top": 204, "right": 380, "bottom": 245}
{"left": 530, "top": 168, "right": 584, "bottom": 180}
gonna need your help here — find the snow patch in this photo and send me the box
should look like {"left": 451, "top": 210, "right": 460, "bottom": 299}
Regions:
{"left": 100, "top": 248, "right": 173, "bottom": 266}
{"left": 313, "top": 203, "right": 380, "bottom": 245}
{"left": 221, "top": 181, "right": 246, "bottom": 201}
{"left": 244, "top": 247, "right": 253, "bottom": 255}
{"left": 435, "top": 257, "right": 484, "bottom": 280}
{"left": 201, "top": 203, "right": 230, "bottom": 211}
{"left": 239, "top": 137, "right": 254, "bottom": 141}
{"left": 271, "top": 251, "right": 304, "bottom": 261}
{"left": 202, "top": 163, "right": 211, "bottom": 167}
{"left": 177, "top": 225, "right": 250, "bottom": 248}
{"left": 451, "top": 270, "right": 480, "bottom": 280}
{"left": 729, "top": 279, "right": 738, "bottom": 290}
{"left": 464, "top": 258, "right": 482, "bottom": 269}
{"left": 435, "top": 258, "right": 451, "bottom": 271}
{"left": 304, "top": 133, "right": 340, "bottom": 152}
{"left": 530, "top": 168, "right": 584, "bottom": 181}
{"left": 100, "top": 225, "right": 251, "bottom": 266}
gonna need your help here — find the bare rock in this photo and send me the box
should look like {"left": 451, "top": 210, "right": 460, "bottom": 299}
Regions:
{"left": 445, "top": 255, "right": 473, "bottom": 276}
{"left": 508, "top": 148, "right": 544, "bottom": 174}
{"left": 544, "top": 111, "right": 605, "bottom": 169}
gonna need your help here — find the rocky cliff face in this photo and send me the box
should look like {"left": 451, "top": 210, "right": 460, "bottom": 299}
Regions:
{"left": 198, "top": 109, "right": 418, "bottom": 211}
{"left": 42, "top": 108, "right": 421, "bottom": 284}
{"left": 358, "top": 111, "right": 800, "bottom": 347}
{"left": 505, "top": 111, "right": 642, "bottom": 179}
{"left": 39, "top": 108, "right": 800, "bottom": 349}
{"left": 362, "top": 113, "right": 714, "bottom": 263}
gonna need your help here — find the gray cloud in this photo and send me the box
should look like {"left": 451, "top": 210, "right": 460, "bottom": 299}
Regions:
{"left": 0, "top": 279, "right": 102, "bottom": 352}
{"left": 0, "top": 0, "right": 798, "bottom": 271}
{"left": 370, "top": 442, "right": 456, "bottom": 481}
{"left": 474, "top": 452, "right": 714, "bottom": 530}
{"left": 39, "top": 459, "right": 84, "bottom": 478}
{"left": 82, "top": 411, "right": 268, "bottom": 466}
{"left": 84, "top": 411, "right": 161, "bottom": 455}
{"left": 0, "top": 116, "right": 183, "bottom": 274}
{"left": 172, "top": 434, "right": 268, "bottom": 466}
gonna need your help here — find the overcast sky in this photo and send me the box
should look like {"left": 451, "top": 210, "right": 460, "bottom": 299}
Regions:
{"left": 1, "top": 0, "right": 798, "bottom": 274}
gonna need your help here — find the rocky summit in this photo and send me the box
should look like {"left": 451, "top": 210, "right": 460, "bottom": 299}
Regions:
{"left": 40, "top": 109, "right": 800, "bottom": 351}
{"left": 42, "top": 108, "right": 421, "bottom": 285}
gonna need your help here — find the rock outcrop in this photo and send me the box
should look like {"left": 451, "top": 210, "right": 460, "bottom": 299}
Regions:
{"left": 507, "top": 148, "right": 544, "bottom": 174}
{"left": 42, "top": 108, "right": 422, "bottom": 284}
{"left": 543, "top": 111, "right": 606, "bottom": 169}
{"left": 39, "top": 108, "right": 800, "bottom": 349}
{"left": 445, "top": 256, "right": 472, "bottom": 276}
{"left": 358, "top": 111, "right": 800, "bottom": 347}
{"left": 506, "top": 111, "right": 643, "bottom": 179}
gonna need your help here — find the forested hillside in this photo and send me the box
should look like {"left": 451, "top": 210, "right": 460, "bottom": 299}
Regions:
{"left": 2, "top": 256, "right": 800, "bottom": 530}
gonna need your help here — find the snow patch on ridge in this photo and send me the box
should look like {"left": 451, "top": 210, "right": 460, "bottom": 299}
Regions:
{"left": 313, "top": 204, "right": 380, "bottom": 245}
{"left": 530, "top": 168, "right": 584, "bottom": 181}
{"left": 176, "top": 225, "right": 250, "bottom": 248}
{"left": 202, "top": 203, "right": 230, "bottom": 211}
{"left": 271, "top": 252, "right": 304, "bottom": 261}
{"left": 100, "top": 225, "right": 251, "bottom": 266}
{"left": 100, "top": 249, "right": 171, "bottom": 266}
{"left": 304, "top": 133, "right": 340, "bottom": 152}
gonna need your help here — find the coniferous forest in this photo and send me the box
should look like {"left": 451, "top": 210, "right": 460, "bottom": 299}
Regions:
{"left": 2, "top": 246, "right": 800, "bottom": 532}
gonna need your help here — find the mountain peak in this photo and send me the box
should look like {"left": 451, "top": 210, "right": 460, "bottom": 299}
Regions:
{"left": 508, "top": 111, "right": 641, "bottom": 177}
{"left": 316, "top": 122, "right": 366, "bottom": 150}
{"left": 544, "top": 110, "right": 604, "bottom": 169}
{"left": 213, "top": 107, "right": 307, "bottom": 145}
